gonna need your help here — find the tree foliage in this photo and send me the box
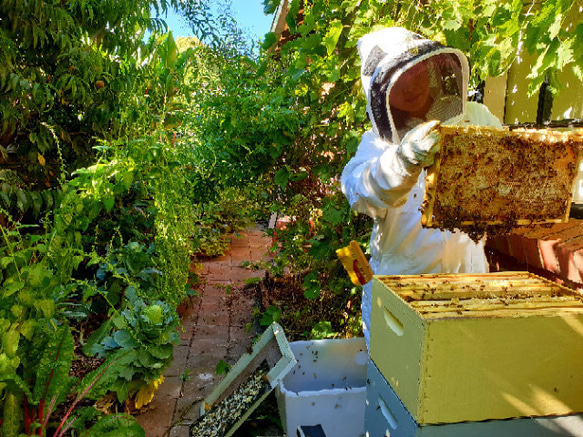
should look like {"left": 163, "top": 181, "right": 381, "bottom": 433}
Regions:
{"left": 240, "top": 0, "right": 583, "bottom": 301}
{"left": 0, "top": 0, "right": 215, "bottom": 433}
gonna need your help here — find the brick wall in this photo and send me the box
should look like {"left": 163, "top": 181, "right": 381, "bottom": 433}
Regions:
{"left": 486, "top": 219, "right": 583, "bottom": 291}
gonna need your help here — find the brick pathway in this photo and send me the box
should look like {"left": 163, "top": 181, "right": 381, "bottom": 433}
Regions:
{"left": 135, "top": 225, "right": 273, "bottom": 437}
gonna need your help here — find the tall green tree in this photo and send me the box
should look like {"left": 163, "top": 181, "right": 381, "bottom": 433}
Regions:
{"left": 0, "top": 0, "right": 217, "bottom": 220}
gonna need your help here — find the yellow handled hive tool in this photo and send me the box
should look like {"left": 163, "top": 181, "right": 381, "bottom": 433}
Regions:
{"left": 336, "top": 240, "right": 373, "bottom": 286}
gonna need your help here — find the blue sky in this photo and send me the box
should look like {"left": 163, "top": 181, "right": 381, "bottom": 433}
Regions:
{"left": 158, "top": 1, "right": 275, "bottom": 41}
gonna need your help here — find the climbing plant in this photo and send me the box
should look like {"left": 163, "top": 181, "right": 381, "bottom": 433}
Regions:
{"left": 248, "top": 0, "right": 583, "bottom": 303}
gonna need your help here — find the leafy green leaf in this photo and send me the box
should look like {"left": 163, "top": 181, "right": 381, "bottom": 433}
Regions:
{"left": 311, "top": 321, "right": 335, "bottom": 339}
{"left": 274, "top": 167, "right": 290, "bottom": 187}
{"left": 262, "top": 0, "right": 281, "bottom": 15}
{"left": 113, "top": 330, "right": 139, "bottom": 349}
{"left": 103, "top": 194, "right": 115, "bottom": 212}
{"left": 83, "top": 319, "right": 114, "bottom": 357}
{"left": 2, "top": 279, "right": 24, "bottom": 298}
{"left": 80, "top": 413, "right": 145, "bottom": 437}
{"left": 2, "top": 326, "right": 20, "bottom": 358}
{"left": 32, "top": 325, "right": 75, "bottom": 406}
{"left": 2, "top": 392, "right": 23, "bottom": 437}
{"left": 556, "top": 39, "right": 574, "bottom": 70}
{"left": 324, "top": 20, "right": 343, "bottom": 56}
{"left": 303, "top": 271, "right": 321, "bottom": 299}
{"left": 215, "top": 359, "right": 231, "bottom": 375}
{"left": 443, "top": 19, "right": 461, "bottom": 31}
{"left": 261, "top": 32, "right": 277, "bottom": 51}
{"left": 260, "top": 305, "right": 282, "bottom": 326}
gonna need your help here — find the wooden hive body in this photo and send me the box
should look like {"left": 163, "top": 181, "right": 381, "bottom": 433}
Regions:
{"left": 370, "top": 272, "right": 583, "bottom": 424}
{"left": 365, "top": 360, "right": 583, "bottom": 436}
{"left": 421, "top": 126, "right": 583, "bottom": 237}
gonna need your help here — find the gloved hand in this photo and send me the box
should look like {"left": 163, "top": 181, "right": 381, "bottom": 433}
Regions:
{"left": 397, "top": 120, "right": 441, "bottom": 168}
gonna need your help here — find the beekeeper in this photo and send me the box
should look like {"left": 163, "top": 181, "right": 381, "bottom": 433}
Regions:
{"left": 341, "top": 27, "right": 502, "bottom": 347}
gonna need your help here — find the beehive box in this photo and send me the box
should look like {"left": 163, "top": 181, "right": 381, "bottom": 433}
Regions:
{"left": 421, "top": 126, "right": 583, "bottom": 238}
{"left": 370, "top": 272, "right": 583, "bottom": 425}
{"left": 365, "top": 359, "right": 583, "bottom": 437}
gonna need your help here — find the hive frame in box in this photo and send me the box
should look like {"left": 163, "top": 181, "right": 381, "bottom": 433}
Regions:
{"left": 190, "top": 323, "right": 296, "bottom": 437}
{"left": 422, "top": 126, "right": 583, "bottom": 233}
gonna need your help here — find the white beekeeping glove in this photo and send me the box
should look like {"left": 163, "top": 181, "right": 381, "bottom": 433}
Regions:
{"left": 398, "top": 120, "right": 441, "bottom": 168}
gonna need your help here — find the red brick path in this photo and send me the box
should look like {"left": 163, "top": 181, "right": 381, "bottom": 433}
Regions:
{"left": 135, "top": 225, "right": 273, "bottom": 437}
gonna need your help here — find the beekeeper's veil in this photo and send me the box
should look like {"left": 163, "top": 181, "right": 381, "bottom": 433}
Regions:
{"left": 358, "top": 27, "right": 469, "bottom": 143}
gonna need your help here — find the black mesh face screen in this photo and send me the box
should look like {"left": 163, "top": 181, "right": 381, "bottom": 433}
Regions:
{"left": 387, "top": 52, "right": 465, "bottom": 141}
{"left": 368, "top": 40, "right": 439, "bottom": 142}
{"left": 429, "top": 53, "right": 463, "bottom": 99}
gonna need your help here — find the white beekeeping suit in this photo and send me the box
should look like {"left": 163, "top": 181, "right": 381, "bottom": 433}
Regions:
{"left": 341, "top": 27, "right": 502, "bottom": 348}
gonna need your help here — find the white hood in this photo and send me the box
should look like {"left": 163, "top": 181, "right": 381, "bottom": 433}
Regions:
{"left": 357, "top": 27, "right": 469, "bottom": 143}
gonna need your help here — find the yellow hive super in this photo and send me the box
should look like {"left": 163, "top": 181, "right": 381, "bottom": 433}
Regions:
{"left": 370, "top": 272, "right": 583, "bottom": 425}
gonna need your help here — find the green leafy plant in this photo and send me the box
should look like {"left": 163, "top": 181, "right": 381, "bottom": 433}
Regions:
{"left": 215, "top": 360, "right": 231, "bottom": 376}
{"left": 0, "top": 221, "right": 142, "bottom": 435}
{"left": 82, "top": 288, "right": 181, "bottom": 402}
{"left": 258, "top": 306, "right": 282, "bottom": 327}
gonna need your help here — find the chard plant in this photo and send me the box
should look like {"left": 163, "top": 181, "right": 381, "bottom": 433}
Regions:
{"left": 0, "top": 217, "right": 144, "bottom": 436}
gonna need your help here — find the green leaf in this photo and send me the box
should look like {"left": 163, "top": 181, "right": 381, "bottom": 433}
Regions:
{"left": 548, "top": 13, "right": 563, "bottom": 39}
{"left": 27, "top": 262, "right": 51, "bottom": 288}
{"left": 78, "top": 350, "right": 135, "bottom": 400}
{"left": 443, "top": 19, "right": 462, "bottom": 31}
{"left": 119, "top": 170, "right": 134, "bottom": 190}
{"left": 274, "top": 167, "right": 290, "bottom": 187}
{"left": 556, "top": 39, "right": 574, "bottom": 70}
{"left": 80, "top": 413, "right": 145, "bottom": 437}
{"left": 34, "top": 299, "right": 55, "bottom": 319}
{"left": 165, "top": 33, "right": 178, "bottom": 69}
{"left": 32, "top": 325, "right": 75, "bottom": 406}
{"left": 2, "top": 392, "right": 23, "bottom": 437}
{"left": 303, "top": 271, "right": 320, "bottom": 299}
{"left": 261, "top": 32, "right": 277, "bottom": 51}
{"left": 0, "top": 256, "right": 15, "bottom": 269}
{"left": 113, "top": 330, "right": 139, "bottom": 349}
{"left": 148, "top": 344, "right": 173, "bottom": 360}
{"left": 0, "top": 373, "right": 32, "bottom": 399}
{"left": 262, "top": 0, "right": 281, "bottom": 15}
{"left": 142, "top": 304, "right": 164, "bottom": 325}
{"left": 2, "top": 279, "right": 24, "bottom": 298}
{"left": 83, "top": 319, "right": 114, "bottom": 356}
{"left": 215, "top": 359, "right": 231, "bottom": 375}
{"left": 260, "top": 305, "right": 282, "bottom": 326}
{"left": 324, "top": 20, "right": 343, "bottom": 56}
{"left": 2, "top": 326, "right": 20, "bottom": 358}
{"left": 322, "top": 205, "right": 344, "bottom": 226}
{"left": 103, "top": 194, "right": 115, "bottom": 212}
{"left": 311, "top": 321, "right": 335, "bottom": 339}
{"left": 308, "top": 236, "right": 329, "bottom": 260}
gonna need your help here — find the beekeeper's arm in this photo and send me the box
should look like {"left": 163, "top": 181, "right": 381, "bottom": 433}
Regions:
{"left": 341, "top": 120, "right": 440, "bottom": 218}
